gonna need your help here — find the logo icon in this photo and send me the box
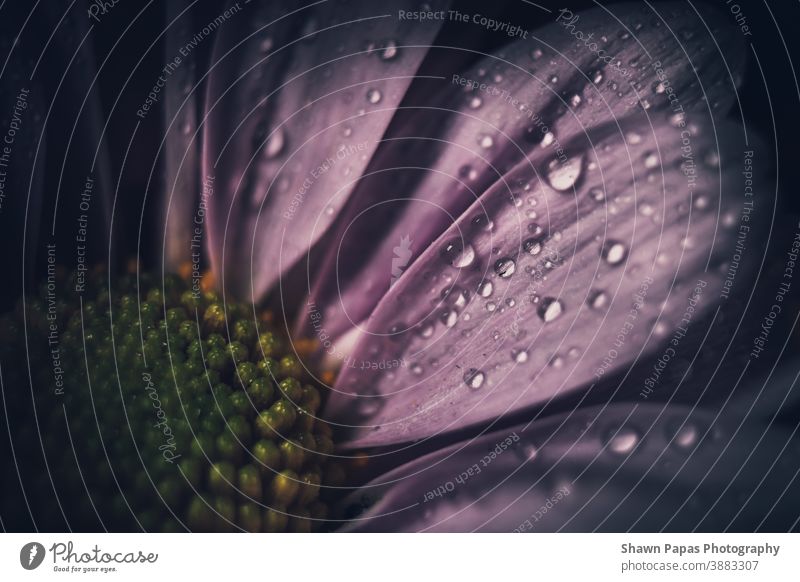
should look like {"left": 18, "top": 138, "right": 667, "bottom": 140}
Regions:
{"left": 20, "top": 542, "right": 45, "bottom": 570}
{"left": 390, "top": 235, "right": 413, "bottom": 288}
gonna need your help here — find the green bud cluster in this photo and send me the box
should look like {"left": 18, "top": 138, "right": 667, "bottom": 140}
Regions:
{"left": 1, "top": 267, "right": 341, "bottom": 532}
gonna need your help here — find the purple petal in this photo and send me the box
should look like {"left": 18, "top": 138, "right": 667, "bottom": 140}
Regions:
{"left": 298, "top": 1, "right": 744, "bottom": 341}
{"left": 336, "top": 404, "right": 800, "bottom": 531}
{"left": 202, "top": 0, "right": 449, "bottom": 301}
{"left": 326, "top": 112, "right": 763, "bottom": 447}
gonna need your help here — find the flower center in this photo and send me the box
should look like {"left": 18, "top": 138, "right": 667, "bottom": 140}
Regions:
{"left": 4, "top": 264, "right": 341, "bottom": 532}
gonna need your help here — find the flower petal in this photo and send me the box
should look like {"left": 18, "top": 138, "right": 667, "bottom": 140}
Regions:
{"left": 326, "top": 112, "right": 764, "bottom": 447}
{"left": 336, "top": 404, "right": 800, "bottom": 531}
{"left": 299, "top": 1, "right": 745, "bottom": 341}
{"left": 202, "top": 0, "right": 449, "bottom": 301}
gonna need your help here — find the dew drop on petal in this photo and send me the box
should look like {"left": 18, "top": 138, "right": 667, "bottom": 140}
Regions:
{"left": 569, "top": 93, "right": 582, "bottom": 108}
{"left": 380, "top": 40, "right": 398, "bottom": 60}
{"left": 464, "top": 368, "right": 485, "bottom": 389}
{"left": 607, "top": 427, "right": 640, "bottom": 455}
{"left": 440, "top": 309, "right": 459, "bottom": 328}
{"left": 588, "top": 187, "right": 605, "bottom": 202}
{"left": 511, "top": 348, "right": 529, "bottom": 363}
{"left": 600, "top": 240, "right": 628, "bottom": 266}
{"left": 478, "top": 134, "right": 494, "bottom": 149}
{"left": 531, "top": 47, "right": 543, "bottom": 60}
{"left": 477, "top": 280, "right": 494, "bottom": 298}
{"left": 494, "top": 258, "right": 516, "bottom": 278}
{"left": 469, "top": 96, "right": 483, "bottom": 109}
{"left": 540, "top": 131, "right": 555, "bottom": 147}
{"left": 546, "top": 154, "right": 584, "bottom": 192}
{"left": 537, "top": 297, "right": 564, "bottom": 323}
{"left": 587, "top": 289, "right": 609, "bottom": 310}
{"left": 265, "top": 128, "right": 286, "bottom": 158}
{"left": 643, "top": 151, "right": 659, "bottom": 169}
{"left": 366, "top": 88, "right": 382, "bottom": 104}
{"left": 672, "top": 424, "right": 698, "bottom": 449}
{"left": 440, "top": 239, "right": 476, "bottom": 268}
{"left": 523, "top": 238, "right": 542, "bottom": 256}
{"left": 417, "top": 323, "right": 434, "bottom": 339}
{"left": 410, "top": 363, "right": 423, "bottom": 376}
{"left": 459, "top": 164, "right": 479, "bottom": 181}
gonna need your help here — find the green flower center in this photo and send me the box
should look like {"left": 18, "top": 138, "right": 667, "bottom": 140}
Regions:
{"left": 5, "top": 266, "right": 342, "bottom": 532}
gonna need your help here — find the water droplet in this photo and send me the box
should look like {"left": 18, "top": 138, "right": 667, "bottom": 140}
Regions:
{"left": 531, "top": 48, "right": 543, "bottom": 60}
{"left": 643, "top": 151, "right": 659, "bottom": 169}
{"left": 537, "top": 297, "right": 564, "bottom": 323}
{"left": 459, "top": 165, "right": 479, "bottom": 181}
{"left": 569, "top": 93, "right": 582, "bottom": 108}
{"left": 638, "top": 202, "right": 655, "bottom": 216}
{"left": 265, "top": 128, "right": 286, "bottom": 158}
{"left": 417, "top": 323, "right": 434, "bottom": 339}
{"left": 587, "top": 290, "right": 609, "bottom": 310}
{"left": 411, "top": 363, "right": 423, "bottom": 375}
{"left": 440, "top": 309, "right": 459, "bottom": 328}
{"left": 441, "top": 285, "right": 470, "bottom": 308}
{"left": 549, "top": 75, "right": 559, "bottom": 84}
{"left": 626, "top": 132, "right": 643, "bottom": 145}
{"left": 478, "top": 134, "right": 494, "bottom": 149}
{"left": 464, "top": 368, "right": 485, "bottom": 389}
{"left": 254, "top": 36, "right": 273, "bottom": 54}
{"left": 380, "top": 40, "right": 398, "bottom": 60}
{"left": 471, "top": 214, "right": 493, "bottom": 232}
{"left": 540, "top": 131, "right": 555, "bottom": 147}
{"left": 607, "top": 427, "right": 639, "bottom": 454}
{"left": 366, "top": 88, "right": 382, "bottom": 104}
{"left": 601, "top": 240, "right": 628, "bottom": 266}
{"left": 546, "top": 154, "right": 584, "bottom": 192}
{"left": 477, "top": 280, "right": 494, "bottom": 298}
{"left": 494, "top": 258, "right": 516, "bottom": 278}
{"left": 486, "top": 302, "right": 497, "bottom": 312}
{"left": 468, "top": 96, "right": 483, "bottom": 109}
{"left": 549, "top": 355, "right": 564, "bottom": 368}
{"left": 342, "top": 126, "right": 353, "bottom": 137}
{"left": 588, "top": 187, "right": 605, "bottom": 202}
{"left": 668, "top": 111, "right": 686, "bottom": 127}
{"left": 592, "top": 70, "right": 604, "bottom": 84}
{"left": 440, "top": 239, "right": 476, "bottom": 268}
{"left": 511, "top": 348, "right": 529, "bottom": 363}
{"left": 523, "top": 238, "right": 542, "bottom": 256}
{"left": 672, "top": 424, "right": 698, "bottom": 449}
{"left": 694, "top": 195, "right": 710, "bottom": 210}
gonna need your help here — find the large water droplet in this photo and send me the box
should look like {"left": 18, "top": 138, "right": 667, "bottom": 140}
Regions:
{"left": 380, "top": 40, "right": 398, "bottom": 60}
{"left": 546, "top": 154, "right": 584, "bottom": 192}
{"left": 494, "top": 258, "right": 516, "bottom": 278}
{"left": 523, "top": 238, "right": 542, "bottom": 256}
{"left": 477, "top": 280, "right": 494, "bottom": 298}
{"left": 537, "top": 297, "right": 564, "bottom": 323}
{"left": 440, "top": 309, "right": 458, "bottom": 328}
{"left": 600, "top": 240, "right": 628, "bottom": 266}
{"left": 511, "top": 348, "right": 529, "bottom": 363}
{"left": 478, "top": 134, "right": 494, "bottom": 149}
{"left": 440, "top": 239, "right": 476, "bottom": 268}
{"left": 265, "top": 128, "right": 286, "bottom": 158}
{"left": 366, "top": 88, "right": 382, "bottom": 104}
{"left": 463, "top": 368, "right": 486, "bottom": 389}
{"left": 441, "top": 285, "right": 470, "bottom": 308}
{"left": 607, "top": 427, "right": 639, "bottom": 455}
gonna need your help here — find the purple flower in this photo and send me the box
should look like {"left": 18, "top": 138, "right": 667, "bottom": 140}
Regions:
{"left": 164, "top": 0, "right": 800, "bottom": 531}
{"left": 7, "top": 0, "right": 796, "bottom": 532}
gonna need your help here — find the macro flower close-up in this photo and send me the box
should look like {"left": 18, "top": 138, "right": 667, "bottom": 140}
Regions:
{"left": 2, "top": 0, "right": 800, "bottom": 551}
